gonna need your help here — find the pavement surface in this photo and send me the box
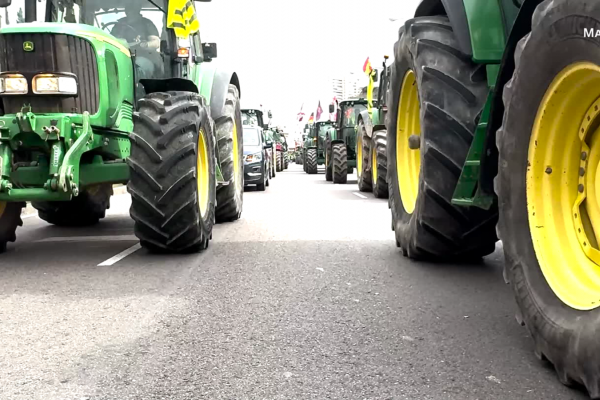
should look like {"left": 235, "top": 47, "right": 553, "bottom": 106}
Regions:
{"left": 0, "top": 164, "right": 588, "bottom": 400}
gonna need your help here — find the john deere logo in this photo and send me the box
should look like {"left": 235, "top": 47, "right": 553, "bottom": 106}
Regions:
{"left": 23, "top": 41, "right": 34, "bottom": 52}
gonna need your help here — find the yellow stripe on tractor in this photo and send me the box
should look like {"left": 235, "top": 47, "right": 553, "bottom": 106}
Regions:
{"left": 363, "top": 57, "right": 376, "bottom": 116}
{"left": 167, "top": 0, "right": 200, "bottom": 39}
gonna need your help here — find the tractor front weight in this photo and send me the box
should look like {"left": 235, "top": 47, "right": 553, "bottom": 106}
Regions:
{"left": 0, "top": 110, "right": 130, "bottom": 202}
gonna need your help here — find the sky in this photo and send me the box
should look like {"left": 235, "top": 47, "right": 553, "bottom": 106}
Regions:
{"left": 196, "top": 0, "right": 422, "bottom": 134}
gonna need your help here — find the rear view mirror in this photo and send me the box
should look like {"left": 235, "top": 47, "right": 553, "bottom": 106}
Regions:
{"left": 268, "top": 110, "right": 273, "bottom": 119}
{"left": 0, "top": 0, "right": 12, "bottom": 6}
{"left": 328, "top": 104, "right": 334, "bottom": 113}
{"left": 202, "top": 43, "right": 217, "bottom": 61}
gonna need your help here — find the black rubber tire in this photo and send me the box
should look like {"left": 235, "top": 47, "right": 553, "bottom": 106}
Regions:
{"left": 271, "top": 150, "right": 276, "bottom": 178}
{"left": 128, "top": 91, "right": 215, "bottom": 253}
{"left": 257, "top": 173, "right": 266, "bottom": 191}
{"left": 0, "top": 202, "right": 24, "bottom": 253}
{"left": 306, "top": 148, "right": 318, "bottom": 174}
{"left": 284, "top": 156, "right": 289, "bottom": 170}
{"left": 33, "top": 184, "right": 113, "bottom": 227}
{"left": 332, "top": 143, "right": 347, "bottom": 184}
{"left": 215, "top": 85, "right": 243, "bottom": 223}
{"left": 371, "top": 130, "right": 389, "bottom": 199}
{"left": 357, "top": 119, "right": 372, "bottom": 192}
{"left": 497, "top": 1, "right": 600, "bottom": 397}
{"left": 275, "top": 151, "right": 282, "bottom": 172}
{"left": 386, "top": 16, "right": 497, "bottom": 260}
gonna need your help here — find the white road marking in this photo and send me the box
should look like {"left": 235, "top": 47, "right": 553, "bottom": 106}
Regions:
{"left": 37, "top": 235, "right": 138, "bottom": 243}
{"left": 98, "top": 243, "right": 142, "bottom": 266}
{"left": 22, "top": 213, "right": 38, "bottom": 219}
{"left": 353, "top": 192, "right": 368, "bottom": 199}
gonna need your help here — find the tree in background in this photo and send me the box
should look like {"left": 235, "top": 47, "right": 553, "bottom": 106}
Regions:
{"left": 17, "top": 8, "right": 25, "bottom": 23}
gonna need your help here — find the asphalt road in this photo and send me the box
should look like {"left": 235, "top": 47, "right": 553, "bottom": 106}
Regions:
{"left": 0, "top": 164, "right": 588, "bottom": 400}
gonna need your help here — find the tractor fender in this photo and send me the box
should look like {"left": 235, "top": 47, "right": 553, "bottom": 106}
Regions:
{"left": 197, "top": 62, "right": 241, "bottom": 121}
{"left": 415, "top": 0, "right": 473, "bottom": 57}
{"left": 358, "top": 110, "right": 374, "bottom": 139}
{"left": 140, "top": 78, "right": 199, "bottom": 95}
{"left": 331, "top": 139, "right": 345, "bottom": 146}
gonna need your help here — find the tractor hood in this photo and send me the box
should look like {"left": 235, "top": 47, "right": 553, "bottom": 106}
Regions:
{"left": 0, "top": 22, "right": 131, "bottom": 57}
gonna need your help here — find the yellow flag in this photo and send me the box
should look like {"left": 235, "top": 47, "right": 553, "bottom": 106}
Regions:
{"left": 167, "top": 0, "right": 200, "bottom": 39}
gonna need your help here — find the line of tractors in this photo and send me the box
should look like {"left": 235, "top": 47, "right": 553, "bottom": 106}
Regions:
{"left": 298, "top": 0, "right": 600, "bottom": 397}
{"left": 1, "top": 0, "right": 600, "bottom": 396}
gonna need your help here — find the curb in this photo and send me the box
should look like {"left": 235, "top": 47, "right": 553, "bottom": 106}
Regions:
{"left": 20, "top": 184, "right": 129, "bottom": 216}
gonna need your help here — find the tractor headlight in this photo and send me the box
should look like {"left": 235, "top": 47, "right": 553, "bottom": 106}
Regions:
{"left": 32, "top": 74, "right": 78, "bottom": 95}
{"left": 245, "top": 152, "right": 262, "bottom": 164}
{"left": 0, "top": 74, "right": 28, "bottom": 95}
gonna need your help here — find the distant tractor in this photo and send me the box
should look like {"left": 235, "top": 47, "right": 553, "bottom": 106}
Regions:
{"left": 303, "top": 121, "right": 335, "bottom": 175}
{"left": 388, "top": 0, "right": 600, "bottom": 396}
{"left": 325, "top": 99, "right": 367, "bottom": 183}
{"left": 356, "top": 57, "right": 391, "bottom": 198}
{"left": 0, "top": 0, "right": 243, "bottom": 253}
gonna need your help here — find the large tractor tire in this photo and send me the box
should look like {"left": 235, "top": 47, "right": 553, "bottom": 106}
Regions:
{"left": 0, "top": 202, "right": 24, "bottom": 253}
{"left": 270, "top": 150, "right": 276, "bottom": 178}
{"left": 325, "top": 139, "right": 333, "bottom": 182}
{"left": 306, "top": 148, "right": 318, "bottom": 174}
{"left": 215, "top": 85, "right": 243, "bottom": 223}
{"left": 497, "top": 1, "right": 600, "bottom": 397}
{"left": 386, "top": 16, "right": 497, "bottom": 260}
{"left": 128, "top": 91, "right": 215, "bottom": 253}
{"left": 276, "top": 150, "right": 284, "bottom": 172}
{"left": 284, "top": 155, "right": 289, "bottom": 170}
{"left": 33, "top": 184, "right": 113, "bottom": 227}
{"left": 357, "top": 119, "right": 372, "bottom": 192}
{"left": 332, "top": 143, "right": 348, "bottom": 184}
{"left": 371, "top": 130, "right": 389, "bottom": 198}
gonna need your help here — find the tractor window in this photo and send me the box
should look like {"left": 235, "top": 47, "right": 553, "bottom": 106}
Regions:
{"left": 242, "top": 113, "right": 259, "bottom": 127}
{"left": 243, "top": 128, "right": 261, "bottom": 146}
{"left": 0, "top": 0, "right": 46, "bottom": 26}
{"left": 43, "top": 1, "right": 173, "bottom": 80}
{"left": 342, "top": 104, "right": 367, "bottom": 128}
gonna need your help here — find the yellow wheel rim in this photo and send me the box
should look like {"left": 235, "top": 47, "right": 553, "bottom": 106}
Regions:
{"left": 528, "top": 62, "right": 600, "bottom": 310}
{"left": 396, "top": 70, "right": 421, "bottom": 214}
{"left": 372, "top": 145, "right": 378, "bottom": 184}
{"left": 232, "top": 122, "right": 240, "bottom": 181}
{"left": 197, "top": 129, "right": 210, "bottom": 218}
{"left": 357, "top": 133, "right": 363, "bottom": 179}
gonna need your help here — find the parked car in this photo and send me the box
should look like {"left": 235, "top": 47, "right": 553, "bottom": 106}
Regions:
{"left": 243, "top": 126, "right": 271, "bottom": 191}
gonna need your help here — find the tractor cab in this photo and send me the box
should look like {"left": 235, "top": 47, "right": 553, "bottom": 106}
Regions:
{"left": 334, "top": 99, "right": 370, "bottom": 159}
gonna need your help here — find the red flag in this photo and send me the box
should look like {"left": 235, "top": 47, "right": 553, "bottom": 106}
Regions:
{"left": 316, "top": 101, "right": 323, "bottom": 121}
{"left": 363, "top": 57, "right": 373, "bottom": 75}
{"left": 297, "top": 103, "right": 305, "bottom": 122}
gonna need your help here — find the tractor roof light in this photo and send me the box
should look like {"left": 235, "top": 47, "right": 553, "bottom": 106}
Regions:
{"left": 0, "top": 74, "right": 28, "bottom": 95}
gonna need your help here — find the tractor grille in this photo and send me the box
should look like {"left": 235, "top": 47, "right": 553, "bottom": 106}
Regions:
{"left": 0, "top": 33, "right": 99, "bottom": 115}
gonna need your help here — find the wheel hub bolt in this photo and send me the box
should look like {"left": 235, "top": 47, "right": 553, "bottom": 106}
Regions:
{"left": 408, "top": 134, "right": 421, "bottom": 150}
{"left": 580, "top": 167, "right": 586, "bottom": 176}
{"left": 582, "top": 151, "right": 588, "bottom": 161}
{"left": 579, "top": 184, "right": 585, "bottom": 193}
{"left": 545, "top": 167, "right": 553, "bottom": 174}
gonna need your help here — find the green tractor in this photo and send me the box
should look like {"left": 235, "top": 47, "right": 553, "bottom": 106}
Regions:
{"left": 389, "top": 0, "right": 600, "bottom": 395}
{"left": 303, "top": 121, "right": 334, "bottom": 175}
{"left": 0, "top": 0, "right": 244, "bottom": 253}
{"left": 273, "top": 128, "right": 288, "bottom": 172}
{"left": 325, "top": 99, "right": 366, "bottom": 183}
{"left": 356, "top": 57, "right": 390, "bottom": 198}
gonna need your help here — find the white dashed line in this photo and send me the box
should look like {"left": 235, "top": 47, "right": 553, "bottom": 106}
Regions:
{"left": 98, "top": 243, "right": 142, "bottom": 266}
{"left": 353, "top": 192, "right": 368, "bottom": 199}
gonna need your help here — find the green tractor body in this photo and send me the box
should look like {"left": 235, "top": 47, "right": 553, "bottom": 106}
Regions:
{"left": 303, "top": 121, "right": 333, "bottom": 175}
{"left": 0, "top": 0, "right": 244, "bottom": 252}
{"left": 325, "top": 99, "right": 367, "bottom": 183}
{"left": 356, "top": 57, "right": 391, "bottom": 197}
{"left": 390, "top": 0, "right": 600, "bottom": 395}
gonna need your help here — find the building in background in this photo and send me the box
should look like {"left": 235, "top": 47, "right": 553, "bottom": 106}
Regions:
{"left": 331, "top": 72, "right": 363, "bottom": 101}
